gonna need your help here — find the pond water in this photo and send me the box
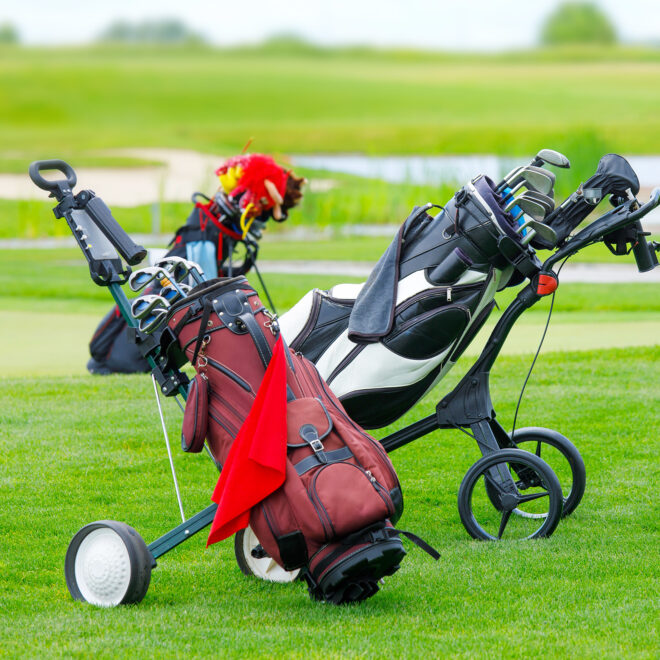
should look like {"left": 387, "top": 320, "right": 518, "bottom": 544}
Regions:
{"left": 291, "top": 153, "right": 660, "bottom": 188}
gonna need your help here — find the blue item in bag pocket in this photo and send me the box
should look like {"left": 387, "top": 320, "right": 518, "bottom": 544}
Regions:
{"left": 186, "top": 240, "right": 216, "bottom": 279}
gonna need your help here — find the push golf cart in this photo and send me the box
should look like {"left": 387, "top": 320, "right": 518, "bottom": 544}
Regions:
{"left": 28, "top": 153, "right": 659, "bottom": 605}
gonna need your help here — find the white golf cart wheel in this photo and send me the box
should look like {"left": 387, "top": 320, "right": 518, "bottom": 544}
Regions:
{"left": 65, "top": 521, "right": 152, "bottom": 607}
{"left": 234, "top": 526, "right": 300, "bottom": 583}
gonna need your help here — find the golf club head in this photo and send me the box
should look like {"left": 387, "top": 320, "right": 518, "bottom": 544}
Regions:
{"left": 520, "top": 189, "right": 555, "bottom": 214}
{"left": 129, "top": 266, "right": 172, "bottom": 293}
{"left": 534, "top": 148, "right": 571, "bottom": 169}
{"left": 520, "top": 219, "right": 558, "bottom": 247}
{"left": 155, "top": 256, "right": 205, "bottom": 284}
{"left": 508, "top": 166, "right": 556, "bottom": 196}
{"left": 506, "top": 194, "right": 547, "bottom": 223}
{"left": 160, "top": 283, "right": 191, "bottom": 304}
{"left": 139, "top": 308, "right": 169, "bottom": 334}
{"left": 130, "top": 294, "right": 171, "bottom": 321}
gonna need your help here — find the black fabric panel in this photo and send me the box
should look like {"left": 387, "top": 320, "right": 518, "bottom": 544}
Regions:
{"left": 297, "top": 297, "right": 353, "bottom": 363}
{"left": 383, "top": 306, "right": 470, "bottom": 360}
{"left": 340, "top": 364, "right": 443, "bottom": 429}
{"left": 449, "top": 300, "right": 496, "bottom": 363}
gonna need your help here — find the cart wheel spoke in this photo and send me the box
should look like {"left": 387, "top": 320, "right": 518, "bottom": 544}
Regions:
{"left": 535, "top": 440, "right": 542, "bottom": 457}
{"left": 517, "top": 490, "right": 550, "bottom": 503}
{"left": 497, "top": 510, "right": 513, "bottom": 539}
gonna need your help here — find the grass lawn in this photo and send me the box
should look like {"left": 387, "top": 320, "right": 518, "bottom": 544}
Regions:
{"left": 0, "top": 345, "right": 658, "bottom": 657}
{"left": 2, "top": 45, "right": 660, "bottom": 160}
{"left": 0, "top": 243, "right": 657, "bottom": 656}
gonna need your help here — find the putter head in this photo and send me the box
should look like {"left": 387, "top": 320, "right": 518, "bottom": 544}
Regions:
{"left": 535, "top": 148, "right": 571, "bottom": 169}
{"left": 139, "top": 308, "right": 169, "bottom": 334}
{"left": 130, "top": 294, "right": 171, "bottom": 321}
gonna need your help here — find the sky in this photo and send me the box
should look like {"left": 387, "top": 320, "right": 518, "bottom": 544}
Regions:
{"left": 5, "top": 0, "right": 660, "bottom": 50}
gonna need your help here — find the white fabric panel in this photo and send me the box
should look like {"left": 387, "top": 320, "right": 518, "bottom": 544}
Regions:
{"left": 329, "top": 282, "right": 364, "bottom": 300}
{"left": 314, "top": 328, "right": 354, "bottom": 379}
{"left": 455, "top": 269, "right": 490, "bottom": 285}
{"left": 278, "top": 289, "right": 316, "bottom": 345}
{"left": 395, "top": 270, "right": 433, "bottom": 305}
{"left": 329, "top": 341, "right": 453, "bottom": 398}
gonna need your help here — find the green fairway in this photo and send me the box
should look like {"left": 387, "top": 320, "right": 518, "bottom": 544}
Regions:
{"left": 1, "top": 347, "right": 658, "bottom": 657}
{"left": 2, "top": 45, "right": 660, "bottom": 161}
{"left": 1, "top": 245, "right": 658, "bottom": 377}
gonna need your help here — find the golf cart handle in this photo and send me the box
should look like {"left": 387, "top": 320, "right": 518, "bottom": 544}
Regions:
{"left": 77, "top": 191, "right": 147, "bottom": 266}
{"left": 544, "top": 187, "right": 660, "bottom": 271}
{"left": 28, "top": 159, "right": 77, "bottom": 199}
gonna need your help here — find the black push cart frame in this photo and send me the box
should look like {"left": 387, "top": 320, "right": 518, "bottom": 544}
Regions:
{"left": 29, "top": 159, "right": 660, "bottom": 562}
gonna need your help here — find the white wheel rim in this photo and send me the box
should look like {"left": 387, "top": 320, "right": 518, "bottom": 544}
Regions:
{"left": 74, "top": 528, "right": 132, "bottom": 606}
{"left": 242, "top": 526, "right": 300, "bottom": 583}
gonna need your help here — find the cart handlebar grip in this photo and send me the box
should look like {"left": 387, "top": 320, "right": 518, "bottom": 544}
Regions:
{"left": 81, "top": 193, "right": 147, "bottom": 266}
{"left": 28, "top": 160, "right": 77, "bottom": 198}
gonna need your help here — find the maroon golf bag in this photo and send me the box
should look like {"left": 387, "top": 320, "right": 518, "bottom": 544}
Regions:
{"left": 166, "top": 277, "right": 431, "bottom": 604}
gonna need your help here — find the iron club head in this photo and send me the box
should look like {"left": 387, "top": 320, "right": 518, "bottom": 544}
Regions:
{"left": 130, "top": 294, "right": 171, "bottom": 321}
{"left": 154, "top": 256, "right": 205, "bottom": 284}
{"left": 505, "top": 194, "right": 548, "bottom": 223}
{"left": 139, "top": 308, "right": 169, "bottom": 334}
{"left": 129, "top": 266, "right": 174, "bottom": 293}
{"left": 160, "top": 283, "right": 191, "bottom": 304}
{"left": 519, "top": 189, "right": 555, "bottom": 215}
{"left": 517, "top": 219, "right": 558, "bottom": 248}
{"left": 506, "top": 166, "right": 555, "bottom": 197}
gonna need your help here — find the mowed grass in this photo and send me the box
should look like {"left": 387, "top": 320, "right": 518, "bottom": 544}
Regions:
{"left": 0, "top": 246, "right": 659, "bottom": 377}
{"left": 0, "top": 346, "right": 658, "bottom": 657}
{"left": 2, "top": 45, "right": 660, "bottom": 160}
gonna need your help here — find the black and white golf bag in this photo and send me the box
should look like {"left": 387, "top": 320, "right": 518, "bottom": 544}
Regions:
{"left": 280, "top": 175, "right": 542, "bottom": 429}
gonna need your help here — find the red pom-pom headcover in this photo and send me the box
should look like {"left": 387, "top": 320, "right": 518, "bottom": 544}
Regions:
{"left": 215, "top": 154, "right": 289, "bottom": 218}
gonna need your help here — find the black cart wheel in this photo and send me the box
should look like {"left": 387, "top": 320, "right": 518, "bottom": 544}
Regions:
{"left": 511, "top": 427, "right": 586, "bottom": 517}
{"left": 458, "top": 449, "right": 563, "bottom": 541}
{"left": 234, "top": 526, "right": 300, "bottom": 583}
{"left": 65, "top": 521, "right": 152, "bottom": 607}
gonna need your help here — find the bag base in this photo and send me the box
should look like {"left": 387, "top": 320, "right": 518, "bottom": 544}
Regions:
{"left": 305, "top": 525, "right": 406, "bottom": 605}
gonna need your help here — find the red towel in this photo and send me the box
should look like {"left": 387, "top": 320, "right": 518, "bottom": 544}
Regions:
{"left": 207, "top": 336, "right": 288, "bottom": 546}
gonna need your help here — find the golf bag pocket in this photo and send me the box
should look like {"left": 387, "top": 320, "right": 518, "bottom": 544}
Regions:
{"left": 181, "top": 373, "right": 208, "bottom": 453}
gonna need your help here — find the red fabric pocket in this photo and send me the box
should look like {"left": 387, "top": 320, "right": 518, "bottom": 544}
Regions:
{"left": 181, "top": 374, "right": 208, "bottom": 453}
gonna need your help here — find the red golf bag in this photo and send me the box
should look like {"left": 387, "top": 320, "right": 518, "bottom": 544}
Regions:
{"left": 167, "top": 277, "right": 428, "bottom": 604}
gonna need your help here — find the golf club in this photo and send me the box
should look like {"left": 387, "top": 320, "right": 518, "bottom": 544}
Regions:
{"left": 518, "top": 189, "right": 555, "bottom": 215}
{"left": 139, "top": 307, "right": 169, "bottom": 334}
{"left": 154, "top": 256, "right": 205, "bottom": 285}
{"left": 505, "top": 194, "right": 547, "bottom": 223}
{"left": 516, "top": 219, "right": 558, "bottom": 247}
{"left": 531, "top": 148, "right": 571, "bottom": 169}
{"left": 160, "top": 283, "right": 191, "bottom": 305}
{"left": 502, "top": 166, "right": 555, "bottom": 196}
{"left": 496, "top": 148, "right": 570, "bottom": 190}
{"left": 130, "top": 294, "right": 171, "bottom": 321}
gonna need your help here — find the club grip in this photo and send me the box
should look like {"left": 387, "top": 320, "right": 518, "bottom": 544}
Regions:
{"left": 83, "top": 195, "right": 147, "bottom": 266}
{"left": 28, "top": 159, "right": 77, "bottom": 194}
